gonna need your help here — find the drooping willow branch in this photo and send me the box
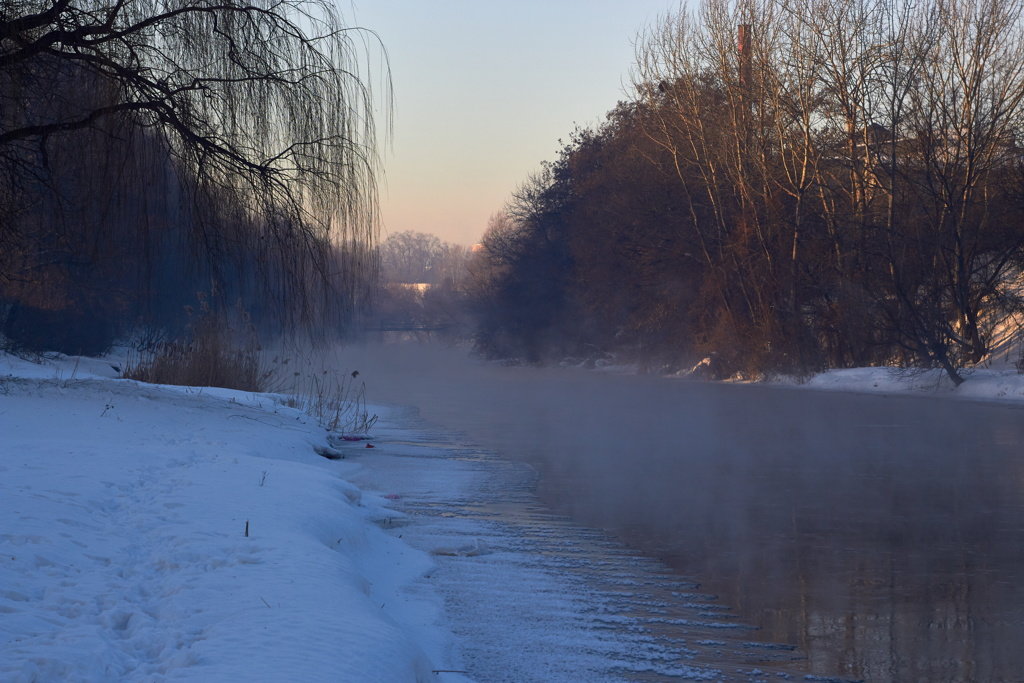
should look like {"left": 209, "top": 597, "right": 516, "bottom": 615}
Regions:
{"left": 1, "top": 0, "right": 388, "bottom": 313}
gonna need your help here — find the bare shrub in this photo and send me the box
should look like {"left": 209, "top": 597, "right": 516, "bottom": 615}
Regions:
{"left": 124, "top": 312, "right": 269, "bottom": 392}
{"left": 279, "top": 370, "right": 377, "bottom": 435}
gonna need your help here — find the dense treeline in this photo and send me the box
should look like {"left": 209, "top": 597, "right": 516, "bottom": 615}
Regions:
{"left": 473, "top": 0, "right": 1024, "bottom": 383}
{"left": 369, "top": 231, "right": 472, "bottom": 335}
{"left": 0, "top": 0, "right": 381, "bottom": 355}
{"left": 379, "top": 231, "right": 469, "bottom": 288}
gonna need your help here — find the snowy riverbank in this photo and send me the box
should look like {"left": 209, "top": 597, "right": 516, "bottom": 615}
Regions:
{"left": 771, "top": 365, "right": 1024, "bottom": 403}
{"left": 0, "top": 353, "right": 457, "bottom": 682}
{"left": 583, "top": 348, "right": 1024, "bottom": 404}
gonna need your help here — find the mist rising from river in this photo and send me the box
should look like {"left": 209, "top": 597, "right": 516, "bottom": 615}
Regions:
{"left": 333, "top": 341, "right": 1024, "bottom": 681}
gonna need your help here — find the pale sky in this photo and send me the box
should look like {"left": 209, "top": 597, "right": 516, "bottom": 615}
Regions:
{"left": 350, "top": 1, "right": 682, "bottom": 246}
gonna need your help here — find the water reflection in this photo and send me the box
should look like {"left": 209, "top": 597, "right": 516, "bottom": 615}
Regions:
{"left": 343, "top": 343, "right": 1024, "bottom": 681}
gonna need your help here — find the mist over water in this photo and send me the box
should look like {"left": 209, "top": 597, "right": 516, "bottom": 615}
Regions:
{"left": 340, "top": 341, "right": 1024, "bottom": 681}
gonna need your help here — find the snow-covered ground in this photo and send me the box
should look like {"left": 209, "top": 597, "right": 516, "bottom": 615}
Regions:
{"left": 773, "top": 365, "right": 1024, "bottom": 402}
{"left": 597, "top": 348, "right": 1024, "bottom": 403}
{"left": 0, "top": 353, "right": 451, "bottom": 682}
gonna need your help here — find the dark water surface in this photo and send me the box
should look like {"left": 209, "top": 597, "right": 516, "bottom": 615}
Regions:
{"left": 344, "top": 343, "right": 1024, "bottom": 682}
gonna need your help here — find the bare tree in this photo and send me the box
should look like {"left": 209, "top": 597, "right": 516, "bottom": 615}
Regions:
{"left": 880, "top": 0, "right": 1024, "bottom": 380}
{"left": 379, "top": 231, "right": 446, "bottom": 284}
{"left": 629, "top": 0, "right": 1024, "bottom": 381}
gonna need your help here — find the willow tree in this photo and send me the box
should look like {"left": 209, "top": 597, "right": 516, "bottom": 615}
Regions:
{"left": 0, "top": 0, "right": 386, "bottom": 340}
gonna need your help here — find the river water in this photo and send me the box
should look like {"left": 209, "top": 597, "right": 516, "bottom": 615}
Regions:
{"left": 342, "top": 342, "right": 1024, "bottom": 682}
